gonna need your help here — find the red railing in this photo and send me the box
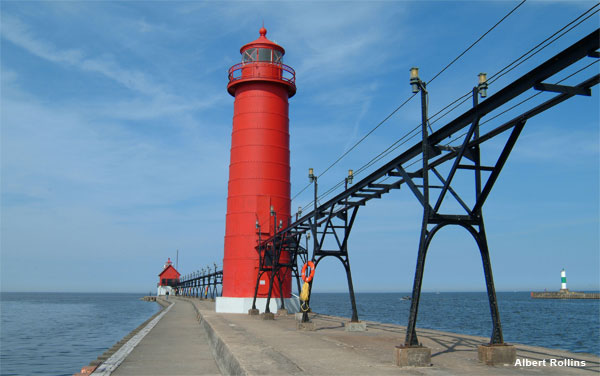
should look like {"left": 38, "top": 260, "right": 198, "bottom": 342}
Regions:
{"left": 228, "top": 62, "right": 296, "bottom": 86}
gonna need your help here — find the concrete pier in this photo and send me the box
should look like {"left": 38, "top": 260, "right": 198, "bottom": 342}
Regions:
{"left": 86, "top": 297, "right": 599, "bottom": 375}
{"left": 109, "top": 299, "right": 220, "bottom": 375}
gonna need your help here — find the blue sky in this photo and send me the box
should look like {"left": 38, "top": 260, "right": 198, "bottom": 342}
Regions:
{"left": 1, "top": 1, "right": 598, "bottom": 293}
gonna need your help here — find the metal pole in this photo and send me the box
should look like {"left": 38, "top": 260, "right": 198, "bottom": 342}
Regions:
{"left": 405, "top": 79, "right": 429, "bottom": 346}
{"left": 313, "top": 178, "right": 318, "bottom": 252}
{"left": 477, "top": 225, "right": 504, "bottom": 344}
{"left": 302, "top": 176, "right": 318, "bottom": 323}
{"left": 421, "top": 83, "right": 429, "bottom": 208}
{"left": 264, "top": 210, "right": 277, "bottom": 314}
{"left": 473, "top": 87, "right": 482, "bottom": 199}
{"left": 251, "top": 226, "right": 262, "bottom": 311}
{"left": 344, "top": 177, "right": 359, "bottom": 323}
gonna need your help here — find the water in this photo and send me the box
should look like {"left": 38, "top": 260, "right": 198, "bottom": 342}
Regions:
{"left": 0, "top": 292, "right": 160, "bottom": 376}
{"left": 310, "top": 291, "right": 600, "bottom": 356}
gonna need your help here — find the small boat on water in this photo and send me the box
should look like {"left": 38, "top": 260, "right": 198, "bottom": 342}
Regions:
{"left": 401, "top": 296, "right": 411, "bottom": 301}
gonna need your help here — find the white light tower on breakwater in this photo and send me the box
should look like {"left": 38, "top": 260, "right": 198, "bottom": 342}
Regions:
{"left": 561, "top": 269, "right": 568, "bottom": 291}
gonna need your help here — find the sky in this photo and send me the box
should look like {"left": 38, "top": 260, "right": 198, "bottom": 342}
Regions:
{"left": 1, "top": 1, "right": 598, "bottom": 294}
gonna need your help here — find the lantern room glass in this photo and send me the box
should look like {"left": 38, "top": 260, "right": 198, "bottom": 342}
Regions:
{"left": 242, "top": 48, "right": 283, "bottom": 64}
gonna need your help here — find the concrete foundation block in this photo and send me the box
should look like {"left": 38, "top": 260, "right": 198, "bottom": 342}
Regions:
{"left": 295, "top": 312, "right": 312, "bottom": 321}
{"left": 261, "top": 312, "right": 275, "bottom": 320}
{"left": 248, "top": 308, "right": 259, "bottom": 316}
{"left": 395, "top": 345, "right": 432, "bottom": 367}
{"left": 296, "top": 321, "right": 316, "bottom": 331}
{"left": 478, "top": 344, "right": 516, "bottom": 365}
{"left": 345, "top": 321, "right": 367, "bottom": 332}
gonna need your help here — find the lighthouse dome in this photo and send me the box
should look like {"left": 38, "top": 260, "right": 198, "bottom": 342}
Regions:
{"left": 239, "top": 26, "right": 285, "bottom": 56}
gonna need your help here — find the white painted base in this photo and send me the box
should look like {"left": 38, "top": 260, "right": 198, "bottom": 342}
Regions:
{"left": 157, "top": 286, "right": 174, "bottom": 296}
{"left": 216, "top": 296, "right": 300, "bottom": 314}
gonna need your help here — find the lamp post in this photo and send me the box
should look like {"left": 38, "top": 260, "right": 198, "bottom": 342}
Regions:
{"left": 301, "top": 168, "right": 319, "bottom": 323}
{"left": 404, "top": 67, "right": 431, "bottom": 347}
{"left": 308, "top": 168, "right": 318, "bottom": 253}
{"left": 251, "top": 221, "right": 262, "bottom": 312}
{"left": 263, "top": 205, "right": 278, "bottom": 315}
{"left": 270, "top": 205, "right": 277, "bottom": 235}
{"left": 474, "top": 73, "right": 487, "bottom": 199}
{"left": 201, "top": 268, "right": 205, "bottom": 299}
{"left": 345, "top": 169, "right": 353, "bottom": 188}
{"left": 410, "top": 67, "right": 430, "bottom": 209}
{"left": 343, "top": 169, "right": 360, "bottom": 322}
{"left": 344, "top": 169, "right": 353, "bottom": 227}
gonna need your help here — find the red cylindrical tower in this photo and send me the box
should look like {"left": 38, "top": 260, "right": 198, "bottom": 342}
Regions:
{"left": 217, "top": 27, "right": 296, "bottom": 313}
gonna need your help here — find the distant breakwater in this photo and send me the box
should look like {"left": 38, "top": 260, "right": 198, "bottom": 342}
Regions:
{"left": 531, "top": 291, "right": 600, "bottom": 299}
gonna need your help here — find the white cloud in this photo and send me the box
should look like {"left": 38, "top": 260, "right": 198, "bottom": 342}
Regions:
{"left": 2, "top": 14, "right": 170, "bottom": 99}
{"left": 1, "top": 15, "right": 83, "bottom": 65}
{"left": 513, "top": 126, "right": 599, "bottom": 163}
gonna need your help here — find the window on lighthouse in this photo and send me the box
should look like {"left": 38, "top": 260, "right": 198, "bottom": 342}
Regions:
{"left": 242, "top": 48, "right": 257, "bottom": 63}
{"left": 242, "top": 48, "right": 283, "bottom": 63}
{"left": 258, "top": 48, "right": 271, "bottom": 62}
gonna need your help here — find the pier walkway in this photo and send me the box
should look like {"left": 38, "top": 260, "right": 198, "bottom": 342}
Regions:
{"left": 184, "top": 298, "right": 598, "bottom": 375}
{"left": 98, "top": 297, "right": 599, "bottom": 375}
{"left": 110, "top": 299, "right": 220, "bottom": 375}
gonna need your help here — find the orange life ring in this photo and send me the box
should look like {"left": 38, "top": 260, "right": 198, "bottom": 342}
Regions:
{"left": 301, "top": 261, "right": 315, "bottom": 283}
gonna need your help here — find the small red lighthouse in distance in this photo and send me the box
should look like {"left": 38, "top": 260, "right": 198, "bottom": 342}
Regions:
{"left": 217, "top": 26, "right": 297, "bottom": 313}
{"left": 157, "top": 257, "right": 180, "bottom": 296}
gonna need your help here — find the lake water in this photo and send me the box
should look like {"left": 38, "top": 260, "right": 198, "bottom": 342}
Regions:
{"left": 0, "top": 291, "right": 598, "bottom": 375}
{"left": 310, "top": 291, "right": 600, "bottom": 356}
{"left": 0, "top": 292, "right": 160, "bottom": 376}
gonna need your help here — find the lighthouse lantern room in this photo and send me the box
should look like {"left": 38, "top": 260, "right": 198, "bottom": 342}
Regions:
{"left": 157, "top": 258, "right": 180, "bottom": 296}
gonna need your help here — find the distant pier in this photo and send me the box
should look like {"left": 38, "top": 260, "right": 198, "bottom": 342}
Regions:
{"left": 531, "top": 290, "right": 600, "bottom": 299}
{"left": 531, "top": 269, "right": 599, "bottom": 299}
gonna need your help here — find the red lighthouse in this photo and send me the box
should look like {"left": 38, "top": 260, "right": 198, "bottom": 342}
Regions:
{"left": 216, "top": 27, "right": 296, "bottom": 313}
{"left": 157, "top": 258, "right": 180, "bottom": 296}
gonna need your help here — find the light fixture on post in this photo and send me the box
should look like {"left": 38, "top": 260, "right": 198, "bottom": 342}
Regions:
{"left": 344, "top": 169, "right": 354, "bottom": 199}
{"left": 255, "top": 219, "right": 259, "bottom": 229}
{"left": 298, "top": 206, "right": 302, "bottom": 217}
{"left": 308, "top": 167, "right": 318, "bottom": 215}
{"left": 270, "top": 205, "right": 275, "bottom": 216}
{"left": 279, "top": 219, "right": 283, "bottom": 229}
{"left": 410, "top": 67, "right": 420, "bottom": 93}
{"left": 478, "top": 73, "right": 488, "bottom": 98}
